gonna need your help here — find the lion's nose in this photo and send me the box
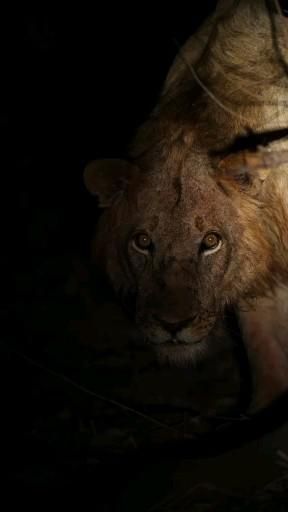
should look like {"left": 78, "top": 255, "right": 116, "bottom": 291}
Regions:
{"left": 154, "top": 315, "right": 194, "bottom": 335}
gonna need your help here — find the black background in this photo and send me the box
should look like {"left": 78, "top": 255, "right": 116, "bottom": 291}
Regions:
{"left": 7, "top": 3, "right": 288, "bottom": 509}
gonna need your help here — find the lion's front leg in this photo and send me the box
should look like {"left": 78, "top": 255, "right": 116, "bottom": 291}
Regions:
{"left": 238, "top": 287, "right": 288, "bottom": 413}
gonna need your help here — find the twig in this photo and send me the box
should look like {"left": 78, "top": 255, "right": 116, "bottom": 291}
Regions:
{"left": 218, "top": 149, "right": 288, "bottom": 173}
{"left": 1, "top": 342, "right": 186, "bottom": 436}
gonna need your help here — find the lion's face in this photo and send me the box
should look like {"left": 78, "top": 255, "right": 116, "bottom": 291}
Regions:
{"left": 118, "top": 168, "right": 236, "bottom": 364}
{"left": 84, "top": 146, "right": 276, "bottom": 365}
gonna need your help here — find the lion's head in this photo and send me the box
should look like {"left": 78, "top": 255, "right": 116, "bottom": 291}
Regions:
{"left": 84, "top": 0, "right": 288, "bottom": 367}
{"left": 83, "top": 136, "right": 283, "bottom": 365}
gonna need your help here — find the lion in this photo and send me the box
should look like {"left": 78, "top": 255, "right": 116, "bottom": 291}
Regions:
{"left": 84, "top": 0, "right": 288, "bottom": 413}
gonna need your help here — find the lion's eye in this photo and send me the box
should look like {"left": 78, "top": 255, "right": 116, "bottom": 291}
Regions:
{"left": 132, "top": 232, "right": 153, "bottom": 254}
{"left": 201, "top": 232, "right": 222, "bottom": 255}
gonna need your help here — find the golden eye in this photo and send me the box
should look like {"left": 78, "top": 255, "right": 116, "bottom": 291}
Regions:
{"left": 201, "top": 232, "right": 222, "bottom": 255}
{"left": 132, "top": 232, "right": 153, "bottom": 253}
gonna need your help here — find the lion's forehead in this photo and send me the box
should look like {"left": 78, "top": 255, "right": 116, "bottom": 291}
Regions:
{"left": 130, "top": 170, "right": 231, "bottom": 233}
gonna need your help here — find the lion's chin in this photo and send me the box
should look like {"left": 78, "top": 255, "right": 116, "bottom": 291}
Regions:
{"left": 154, "top": 339, "right": 212, "bottom": 367}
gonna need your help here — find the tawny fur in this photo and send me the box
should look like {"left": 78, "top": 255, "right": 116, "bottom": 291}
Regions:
{"left": 85, "top": 0, "right": 288, "bottom": 413}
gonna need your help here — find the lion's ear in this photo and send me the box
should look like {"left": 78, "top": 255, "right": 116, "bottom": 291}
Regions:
{"left": 216, "top": 152, "right": 271, "bottom": 196}
{"left": 83, "top": 159, "right": 136, "bottom": 207}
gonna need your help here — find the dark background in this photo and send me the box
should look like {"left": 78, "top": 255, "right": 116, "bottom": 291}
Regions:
{"left": 6, "top": 3, "right": 288, "bottom": 510}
